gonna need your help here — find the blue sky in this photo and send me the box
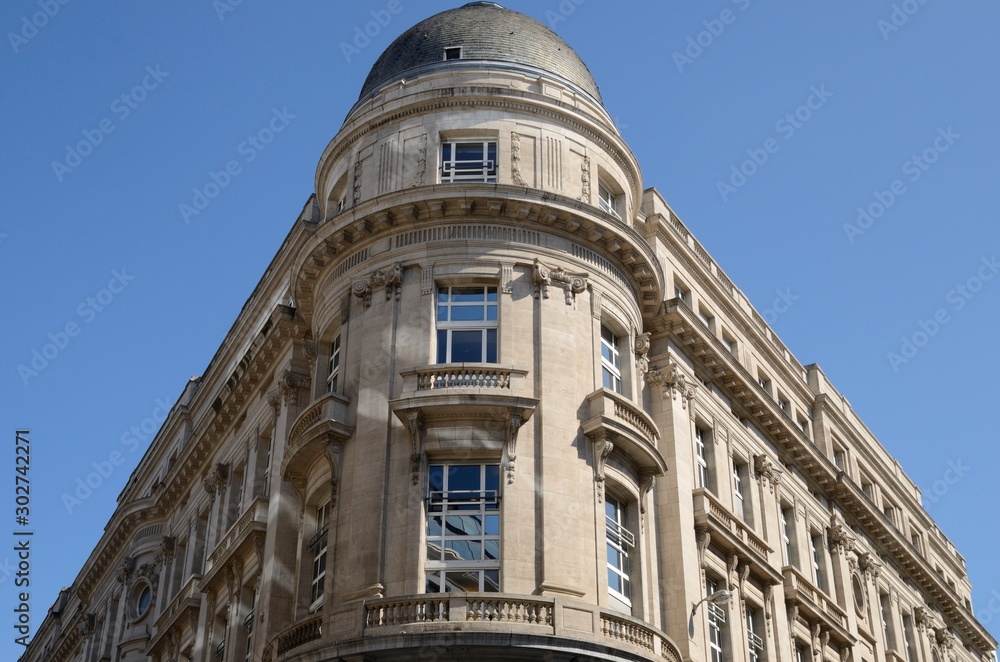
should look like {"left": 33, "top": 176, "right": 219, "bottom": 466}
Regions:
{"left": 1, "top": 0, "right": 998, "bottom": 654}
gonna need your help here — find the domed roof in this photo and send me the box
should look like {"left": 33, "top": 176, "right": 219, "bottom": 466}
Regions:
{"left": 358, "top": 2, "right": 602, "bottom": 103}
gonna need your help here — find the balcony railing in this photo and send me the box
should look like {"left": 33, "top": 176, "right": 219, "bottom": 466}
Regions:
{"left": 288, "top": 393, "right": 350, "bottom": 447}
{"left": 205, "top": 497, "right": 268, "bottom": 573}
{"left": 441, "top": 159, "right": 497, "bottom": 183}
{"left": 582, "top": 388, "right": 666, "bottom": 477}
{"left": 399, "top": 365, "right": 530, "bottom": 395}
{"left": 263, "top": 614, "right": 323, "bottom": 661}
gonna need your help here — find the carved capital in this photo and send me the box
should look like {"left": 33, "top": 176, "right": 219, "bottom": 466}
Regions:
{"left": 77, "top": 613, "right": 96, "bottom": 639}
{"left": 354, "top": 263, "right": 404, "bottom": 308}
{"left": 532, "top": 258, "right": 588, "bottom": 305}
{"left": 588, "top": 430, "right": 615, "bottom": 502}
{"left": 279, "top": 370, "right": 308, "bottom": 407}
{"left": 647, "top": 358, "right": 697, "bottom": 409}
{"left": 828, "top": 523, "right": 856, "bottom": 555}
{"left": 858, "top": 551, "right": 882, "bottom": 582}
{"left": 753, "top": 453, "right": 782, "bottom": 493}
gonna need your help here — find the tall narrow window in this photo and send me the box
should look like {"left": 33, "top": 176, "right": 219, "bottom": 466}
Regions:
{"left": 436, "top": 286, "right": 498, "bottom": 364}
{"left": 694, "top": 425, "right": 710, "bottom": 489}
{"left": 309, "top": 500, "right": 331, "bottom": 609}
{"left": 880, "top": 591, "right": 897, "bottom": 651}
{"left": 600, "top": 325, "right": 622, "bottom": 393}
{"left": 426, "top": 464, "right": 501, "bottom": 593}
{"left": 605, "top": 495, "right": 634, "bottom": 609}
{"left": 811, "top": 531, "right": 828, "bottom": 592}
{"left": 746, "top": 607, "right": 764, "bottom": 662}
{"left": 215, "top": 613, "right": 228, "bottom": 661}
{"left": 261, "top": 431, "right": 274, "bottom": 497}
{"left": 795, "top": 643, "right": 809, "bottom": 662}
{"left": 441, "top": 140, "right": 497, "bottom": 183}
{"left": 327, "top": 334, "right": 341, "bottom": 394}
{"left": 902, "top": 612, "right": 917, "bottom": 662}
{"left": 243, "top": 586, "right": 258, "bottom": 662}
{"left": 598, "top": 182, "right": 621, "bottom": 220}
{"left": 707, "top": 577, "right": 726, "bottom": 662}
{"left": 781, "top": 505, "right": 797, "bottom": 567}
{"left": 732, "top": 459, "right": 752, "bottom": 525}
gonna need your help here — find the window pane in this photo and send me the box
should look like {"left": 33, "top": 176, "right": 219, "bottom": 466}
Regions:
{"left": 451, "top": 330, "right": 483, "bottom": 362}
{"left": 444, "top": 570, "right": 481, "bottom": 592}
{"left": 451, "top": 306, "right": 486, "bottom": 322}
{"left": 485, "top": 465, "right": 500, "bottom": 492}
{"left": 484, "top": 540, "right": 500, "bottom": 560}
{"left": 483, "top": 570, "right": 500, "bottom": 592}
{"left": 437, "top": 305, "right": 449, "bottom": 321}
{"left": 486, "top": 289, "right": 497, "bottom": 302}
{"left": 427, "top": 516, "right": 442, "bottom": 536}
{"left": 445, "top": 515, "right": 484, "bottom": 536}
{"left": 442, "top": 145, "right": 452, "bottom": 162}
{"left": 429, "top": 466, "right": 444, "bottom": 493}
{"left": 455, "top": 143, "right": 484, "bottom": 161}
{"left": 426, "top": 541, "right": 442, "bottom": 561}
{"left": 448, "top": 465, "right": 481, "bottom": 492}
{"left": 426, "top": 572, "right": 442, "bottom": 593}
{"left": 437, "top": 329, "right": 449, "bottom": 363}
{"left": 451, "top": 287, "right": 485, "bottom": 301}
{"left": 485, "top": 514, "right": 500, "bottom": 535}
{"left": 485, "top": 329, "right": 497, "bottom": 363}
{"left": 485, "top": 304, "right": 497, "bottom": 321}
{"left": 445, "top": 540, "right": 482, "bottom": 561}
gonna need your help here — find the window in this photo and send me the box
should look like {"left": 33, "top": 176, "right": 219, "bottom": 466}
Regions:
{"left": 781, "top": 504, "right": 797, "bottom": 567}
{"left": 327, "top": 334, "right": 341, "bottom": 394}
{"left": 598, "top": 182, "right": 621, "bottom": 220}
{"left": 757, "top": 371, "right": 771, "bottom": 395}
{"left": 811, "top": 531, "right": 828, "bottom": 592}
{"left": 260, "top": 431, "right": 274, "bottom": 497}
{"left": 795, "top": 643, "right": 809, "bottom": 662}
{"left": 694, "top": 424, "right": 711, "bottom": 490}
{"left": 606, "top": 495, "right": 634, "bottom": 608}
{"left": 707, "top": 577, "right": 727, "bottom": 662}
{"left": 698, "top": 305, "right": 716, "bottom": 332}
{"left": 902, "top": 612, "right": 917, "bottom": 662}
{"left": 243, "top": 586, "right": 258, "bottom": 662}
{"left": 880, "top": 591, "right": 897, "bottom": 651}
{"left": 860, "top": 473, "right": 875, "bottom": 500}
{"left": 426, "top": 464, "right": 501, "bottom": 593}
{"left": 796, "top": 414, "right": 809, "bottom": 437}
{"left": 778, "top": 394, "right": 789, "bottom": 413}
{"left": 309, "top": 500, "right": 331, "bottom": 609}
{"left": 441, "top": 140, "right": 497, "bottom": 183}
{"left": 436, "top": 286, "right": 498, "bottom": 363}
{"left": 910, "top": 530, "right": 922, "bottom": 554}
{"left": 746, "top": 607, "right": 764, "bottom": 662}
{"left": 674, "top": 280, "right": 691, "bottom": 305}
{"left": 215, "top": 614, "right": 228, "bottom": 661}
{"left": 732, "top": 458, "right": 752, "bottom": 525}
{"left": 601, "top": 325, "right": 622, "bottom": 393}
{"left": 722, "top": 329, "right": 738, "bottom": 357}
{"left": 833, "top": 446, "right": 846, "bottom": 471}
{"left": 444, "top": 46, "right": 462, "bottom": 60}
{"left": 883, "top": 501, "right": 897, "bottom": 527}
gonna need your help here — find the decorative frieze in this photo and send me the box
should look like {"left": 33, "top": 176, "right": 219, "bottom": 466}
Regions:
{"left": 532, "top": 258, "right": 588, "bottom": 305}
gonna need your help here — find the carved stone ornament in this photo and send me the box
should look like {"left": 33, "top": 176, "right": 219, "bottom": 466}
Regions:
{"left": 203, "top": 463, "right": 230, "bottom": 498}
{"left": 579, "top": 155, "right": 592, "bottom": 204}
{"left": 279, "top": 370, "right": 308, "bottom": 407}
{"left": 858, "top": 551, "right": 882, "bottom": 582}
{"left": 697, "top": 529, "right": 711, "bottom": 570}
{"left": 323, "top": 441, "right": 342, "bottom": 509}
{"left": 635, "top": 332, "right": 651, "bottom": 377}
{"left": 753, "top": 453, "right": 783, "bottom": 493}
{"left": 532, "top": 258, "right": 588, "bottom": 305}
{"left": 828, "top": 523, "right": 856, "bottom": 555}
{"left": 411, "top": 133, "right": 427, "bottom": 188}
{"left": 590, "top": 430, "right": 615, "bottom": 502}
{"left": 503, "top": 411, "right": 525, "bottom": 485}
{"left": 77, "top": 613, "right": 96, "bottom": 639}
{"left": 933, "top": 627, "right": 956, "bottom": 651}
{"left": 646, "top": 358, "right": 697, "bottom": 410}
{"left": 116, "top": 557, "right": 137, "bottom": 585}
{"left": 406, "top": 412, "right": 425, "bottom": 485}
{"left": 353, "top": 262, "right": 404, "bottom": 308}
{"left": 511, "top": 132, "right": 528, "bottom": 186}
{"left": 353, "top": 157, "right": 363, "bottom": 205}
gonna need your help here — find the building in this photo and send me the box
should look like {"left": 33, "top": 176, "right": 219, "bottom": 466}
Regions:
{"left": 22, "top": 3, "right": 997, "bottom": 661}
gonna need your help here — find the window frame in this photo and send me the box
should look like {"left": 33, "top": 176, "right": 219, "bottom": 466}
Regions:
{"left": 600, "top": 324, "right": 623, "bottom": 394}
{"left": 425, "top": 463, "right": 502, "bottom": 594}
{"left": 440, "top": 139, "right": 497, "bottom": 183}
{"left": 309, "top": 500, "right": 331, "bottom": 610}
{"left": 605, "top": 493, "right": 634, "bottom": 608}
{"left": 694, "top": 423, "right": 713, "bottom": 490}
{"left": 435, "top": 285, "right": 499, "bottom": 364}
{"left": 706, "top": 576, "right": 727, "bottom": 662}
{"left": 598, "top": 181, "right": 622, "bottom": 220}
{"left": 327, "top": 333, "right": 341, "bottom": 394}
{"left": 745, "top": 605, "right": 765, "bottom": 662}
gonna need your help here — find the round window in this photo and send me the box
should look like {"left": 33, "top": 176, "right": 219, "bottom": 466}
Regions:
{"left": 851, "top": 572, "right": 866, "bottom": 614}
{"left": 131, "top": 582, "right": 152, "bottom": 620}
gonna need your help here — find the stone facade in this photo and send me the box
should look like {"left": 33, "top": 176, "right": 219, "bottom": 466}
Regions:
{"left": 21, "top": 4, "right": 996, "bottom": 662}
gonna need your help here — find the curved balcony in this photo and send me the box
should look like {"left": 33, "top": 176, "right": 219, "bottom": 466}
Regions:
{"left": 281, "top": 393, "right": 354, "bottom": 479}
{"left": 264, "top": 593, "right": 683, "bottom": 662}
{"left": 582, "top": 388, "right": 667, "bottom": 478}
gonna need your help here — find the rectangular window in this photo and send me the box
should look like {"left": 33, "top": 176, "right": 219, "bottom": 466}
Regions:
{"left": 881, "top": 592, "right": 897, "bottom": 651}
{"left": 443, "top": 46, "right": 462, "bottom": 60}
{"left": 834, "top": 447, "right": 846, "bottom": 471}
{"left": 707, "top": 577, "right": 726, "bottom": 662}
{"left": 781, "top": 505, "right": 797, "bottom": 567}
{"left": 436, "top": 286, "right": 498, "bottom": 363}
{"left": 796, "top": 415, "right": 809, "bottom": 437}
{"left": 601, "top": 325, "right": 622, "bottom": 393}
{"left": 261, "top": 431, "right": 274, "bottom": 497}
{"left": 598, "top": 182, "right": 622, "bottom": 220}
{"left": 244, "top": 586, "right": 258, "bottom": 662}
{"left": 426, "top": 464, "right": 501, "bottom": 593}
{"left": 698, "top": 305, "right": 716, "bottom": 332}
{"left": 441, "top": 140, "right": 497, "bottom": 183}
{"left": 327, "top": 334, "right": 341, "bottom": 394}
{"left": 695, "top": 425, "right": 710, "bottom": 489}
{"left": 309, "top": 500, "right": 331, "bottom": 608}
{"left": 757, "top": 371, "right": 771, "bottom": 395}
{"left": 811, "top": 531, "right": 828, "bottom": 592}
{"left": 902, "top": 612, "right": 917, "bottom": 662}
{"left": 606, "top": 495, "right": 634, "bottom": 607}
{"left": 795, "top": 643, "right": 809, "bottom": 662}
{"left": 732, "top": 459, "right": 752, "bottom": 525}
{"left": 778, "top": 394, "right": 790, "bottom": 413}
{"left": 746, "top": 607, "right": 764, "bottom": 662}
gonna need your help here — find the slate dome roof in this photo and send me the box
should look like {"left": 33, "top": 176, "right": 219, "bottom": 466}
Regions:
{"left": 358, "top": 2, "right": 602, "bottom": 103}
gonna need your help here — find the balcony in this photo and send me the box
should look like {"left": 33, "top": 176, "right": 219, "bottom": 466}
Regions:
{"left": 783, "top": 566, "right": 855, "bottom": 648}
{"left": 263, "top": 593, "right": 683, "bottom": 662}
{"left": 203, "top": 497, "right": 268, "bottom": 577}
{"left": 582, "top": 388, "right": 666, "bottom": 478}
{"left": 282, "top": 393, "right": 354, "bottom": 479}
{"left": 145, "top": 574, "right": 202, "bottom": 658}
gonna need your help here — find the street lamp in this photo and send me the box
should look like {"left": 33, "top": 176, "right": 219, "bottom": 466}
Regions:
{"left": 688, "top": 589, "right": 731, "bottom": 638}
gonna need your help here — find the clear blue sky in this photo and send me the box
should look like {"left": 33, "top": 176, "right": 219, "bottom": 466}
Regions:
{"left": 1, "top": 0, "right": 998, "bottom": 654}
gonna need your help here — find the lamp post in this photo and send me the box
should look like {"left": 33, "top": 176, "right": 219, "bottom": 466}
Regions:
{"left": 689, "top": 589, "right": 731, "bottom": 638}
